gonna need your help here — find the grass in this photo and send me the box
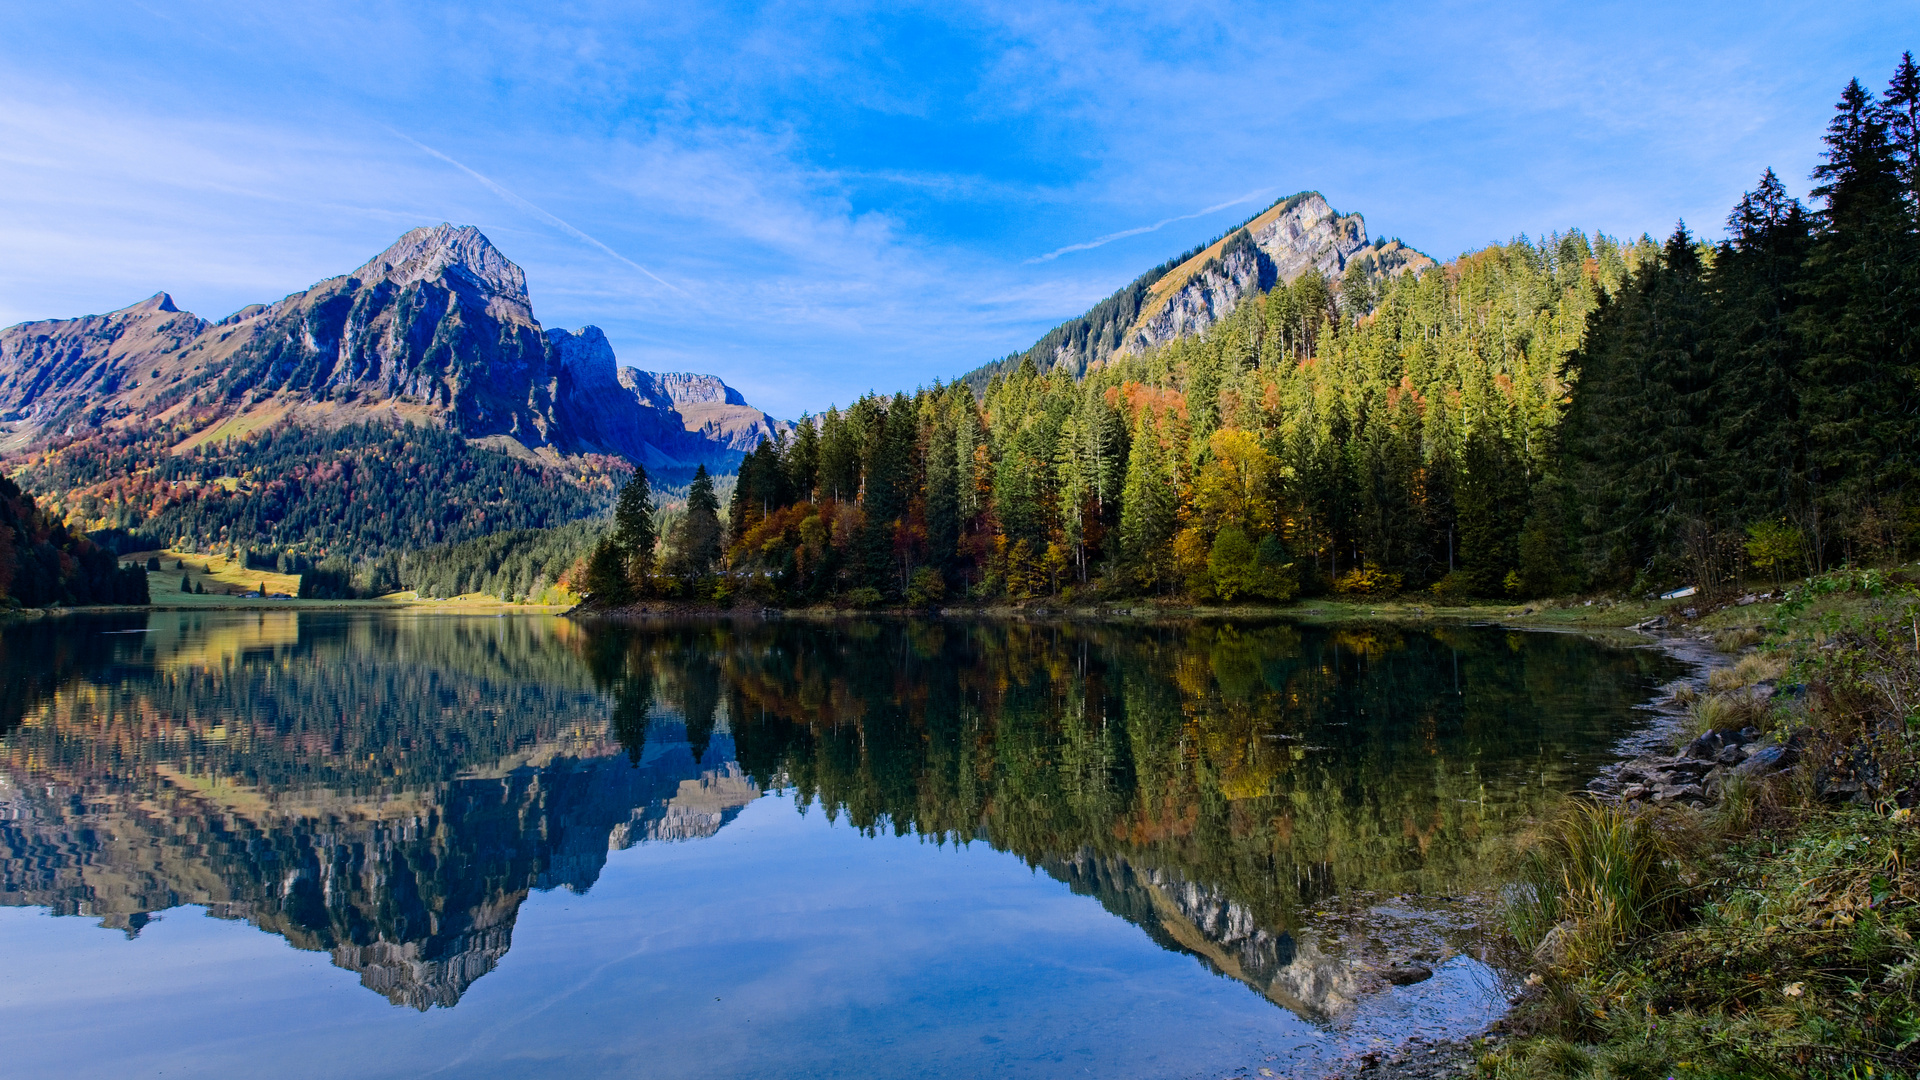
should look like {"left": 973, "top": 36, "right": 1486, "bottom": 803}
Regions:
{"left": 133, "top": 549, "right": 301, "bottom": 600}
{"left": 1507, "top": 801, "right": 1698, "bottom": 975}
{"left": 1480, "top": 570, "right": 1920, "bottom": 1080}
{"left": 123, "top": 549, "right": 577, "bottom": 610}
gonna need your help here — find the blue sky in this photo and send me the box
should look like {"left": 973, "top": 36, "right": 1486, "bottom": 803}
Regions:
{"left": 2, "top": 2, "right": 1914, "bottom": 418}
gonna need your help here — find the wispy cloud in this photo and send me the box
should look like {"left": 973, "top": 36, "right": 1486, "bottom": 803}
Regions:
{"left": 390, "top": 129, "right": 688, "bottom": 298}
{"left": 1025, "top": 188, "right": 1277, "bottom": 263}
{"left": 2, "top": 0, "right": 1913, "bottom": 418}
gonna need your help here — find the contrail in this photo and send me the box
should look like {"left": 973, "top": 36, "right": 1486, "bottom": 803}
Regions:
{"left": 391, "top": 129, "right": 688, "bottom": 297}
{"left": 1026, "top": 188, "right": 1277, "bottom": 264}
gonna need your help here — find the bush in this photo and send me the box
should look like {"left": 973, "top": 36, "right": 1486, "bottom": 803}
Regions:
{"left": 844, "top": 586, "right": 884, "bottom": 608}
{"left": 1507, "top": 799, "right": 1696, "bottom": 972}
{"left": 1431, "top": 569, "right": 1475, "bottom": 601}
{"left": 1333, "top": 564, "right": 1403, "bottom": 597}
{"left": 906, "top": 567, "right": 946, "bottom": 607}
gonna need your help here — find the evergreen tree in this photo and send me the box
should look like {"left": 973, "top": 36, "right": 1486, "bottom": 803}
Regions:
{"left": 666, "top": 466, "right": 723, "bottom": 582}
{"left": 1800, "top": 77, "right": 1919, "bottom": 560}
{"left": 1117, "top": 410, "right": 1175, "bottom": 591}
{"left": 1883, "top": 52, "right": 1920, "bottom": 208}
{"left": 788, "top": 417, "right": 821, "bottom": 502}
{"left": 612, "top": 464, "right": 657, "bottom": 588}
{"left": 1457, "top": 430, "right": 1528, "bottom": 595}
{"left": 924, "top": 395, "right": 960, "bottom": 574}
{"left": 1707, "top": 171, "right": 1813, "bottom": 532}
{"left": 1566, "top": 226, "right": 1714, "bottom": 584}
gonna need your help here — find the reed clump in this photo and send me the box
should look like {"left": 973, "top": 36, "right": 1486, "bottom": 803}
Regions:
{"left": 1706, "top": 650, "right": 1787, "bottom": 692}
{"left": 1507, "top": 800, "right": 1698, "bottom": 973}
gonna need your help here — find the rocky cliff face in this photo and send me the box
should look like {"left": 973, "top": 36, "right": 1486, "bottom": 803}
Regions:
{"left": 1123, "top": 193, "right": 1427, "bottom": 354}
{"left": 967, "top": 191, "right": 1436, "bottom": 386}
{"left": 1044, "top": 850, "right": 1365, "bottom": 1024}
{"left": 0, "top": 225, "right": 785, "bottom": 476}
{"left": 550, "top": 326, "right": 790, "bottom": 471}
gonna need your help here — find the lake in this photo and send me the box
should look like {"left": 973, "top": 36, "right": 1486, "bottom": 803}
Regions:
{"left": 0, "top": 611, "right": 1680, "bottom": 1079}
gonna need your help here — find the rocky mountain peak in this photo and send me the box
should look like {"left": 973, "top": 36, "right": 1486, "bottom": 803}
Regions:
{"left": 620, "top": 370, "right": 748, "bottom": 410}
{"left": 351, "top": 223, "right": 528, "bottom": 302}
{"left": 547, "top": 326, "right": 622, "bottom": 393}
{"left": 128, "top": 292, "right": 180, "bottom": 315}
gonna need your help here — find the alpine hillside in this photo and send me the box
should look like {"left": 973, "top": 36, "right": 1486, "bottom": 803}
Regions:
{"left": 0, "top": 226, "right": 790, "bottom": 564}
{"left": 0, "top": 224, "right": 787, "bottom": 475}
{"left": 965, "top": 192, "right": 1432, "bottom": 387}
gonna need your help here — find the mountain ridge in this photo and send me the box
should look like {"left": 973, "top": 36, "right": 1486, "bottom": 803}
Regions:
{"left": 0, "top": 224, "right": 787, "bottom": 478}
{"left": 964, "top": 191, "right": 1434, "bottom": 388}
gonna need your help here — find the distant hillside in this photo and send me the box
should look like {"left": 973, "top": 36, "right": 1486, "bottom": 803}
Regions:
{"left": 0, "top": 225, "right": 793, "bottom": 561}
{"left": 964, "top": 192, "right": 1432, "bottom": 388}
{"left": 0, "top": 224, "right": 788, "bottom": 477}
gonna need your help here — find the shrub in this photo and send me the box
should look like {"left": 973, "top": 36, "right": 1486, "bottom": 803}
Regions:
{"left": 1333, "top": 564, "right": 1403, "bottom": 597}
{"left": 1507, "top": 800, "right": 1696, "bottom": 972}
{"left": 906, "top": 567, "right": 946, "bottom": 607}
{"left": 1431, "top": 569, "right": 1475, "bottom": 601}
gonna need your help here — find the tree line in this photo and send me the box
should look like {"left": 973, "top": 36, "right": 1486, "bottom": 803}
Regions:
{"left": 577, "top": 57, "right": 1920, "bottom": 609}
{"left": 0, "top": 474, "right": 148, "bottom": 607}
{"left": 1567, "top": 58, "right": 1920, "bottom": 591}
{"left": 21, "top": 421, "right": 623, "bottom": 568}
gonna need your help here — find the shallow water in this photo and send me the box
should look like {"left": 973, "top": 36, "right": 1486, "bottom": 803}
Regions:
{"left": 0, "top": 611, "right": 1680, "bottom": 1078}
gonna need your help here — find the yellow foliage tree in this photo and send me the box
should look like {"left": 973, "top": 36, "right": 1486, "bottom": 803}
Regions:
{"left": 1192, "top": 429, "right": 1279, "bottom": 538}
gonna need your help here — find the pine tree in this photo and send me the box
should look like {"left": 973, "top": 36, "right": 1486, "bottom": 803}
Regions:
{"left": 666, "top": 465, "right": 723, "bottom": 582}
{"left": 1800, "top": 76, "right": 1919, "bottom": 559}
{"left": 612, "top": 464, "right": 656, "bottom": 588}
{"left": 1565, "top": 226, "right": 1713, "bottom": 584}
{"left": 1452, "top": 430, "right": 1515, "bottom": 594}
{"left": 1707, "top": 171, "right": 1812, "bottom": 532}
{"left": 1884, "top": 52, "right": 1920, "bottom": 208}
{"left": 924, "top": 396, "right": 960, "bottom": 574}
{"left": 787, "top": 416, "right": 821, "bottom": 502}
{"left": 1118, "top": 409, "right": 1175, "bottom": 591}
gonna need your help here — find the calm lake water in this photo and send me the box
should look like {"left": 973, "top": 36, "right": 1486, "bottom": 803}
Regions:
{"left": 0, "top": 611, "right": 1680, "bottom": 1079}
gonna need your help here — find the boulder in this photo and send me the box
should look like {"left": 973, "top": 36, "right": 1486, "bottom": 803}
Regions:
{"left": 1381, "top": 964, "right": 1434, "bottom": 986}
{"left": 1734, "top": 742, "right": 1797, "bottom": 777}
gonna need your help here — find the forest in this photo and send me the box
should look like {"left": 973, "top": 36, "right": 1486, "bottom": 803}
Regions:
{"left": 20, "top": 422, "right": 622, "bottom": 569}
{"left": 0, "top": 474, "right": 148, "bottom": 607}
{"left": 581, "top": 58, "right": 1920, "bottom": 609}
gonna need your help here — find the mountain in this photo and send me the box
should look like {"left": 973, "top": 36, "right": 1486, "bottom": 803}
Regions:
{"left": 0, "top": 612, "right": 758, "bottom": 1010}
{"left": 0, "top": 224, "right": 787, "bottom": 477}
{"left": 965, "top": 191, "right": 1432, "bottom": 387}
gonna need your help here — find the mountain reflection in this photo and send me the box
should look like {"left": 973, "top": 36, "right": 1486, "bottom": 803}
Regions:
{"left": 0, "top": 613, "right": 1675, "bottom": 1016}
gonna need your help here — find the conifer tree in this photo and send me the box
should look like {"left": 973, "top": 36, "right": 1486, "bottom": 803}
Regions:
{"left": 583, "top": 537, "right": 631, "bottom": 605}
{"left": 612, "top": 464, "right": 657, "bottom": 588}
{"left": 1118, "top": 409, "right": 1175, "bottom": 591}
{"left": 924, "top": 396, "right": 960, "bottom": 574}
{"left": 666, "top": 465, "right": 723, "bottom": 582}
{"left": 1883, "top": 52, "right": 1920, "bottom": 208}
{"left": 1708, "top": 171, "right": 1812, "bottom": 531}
{"left": 1800, "top": 76, "right": 1918, "bottom": 558}
{"left": 787, "top": 416, "right": 821, "bottom": 502}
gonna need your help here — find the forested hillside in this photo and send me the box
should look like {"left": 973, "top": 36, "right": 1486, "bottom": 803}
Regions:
{"left": 586, "top": 57, "right": 1919, "bottom": 609}
{"left": 21, "top": 423, "right": 623, "bottom": 565}
{"left": 0, "top": 474, "right": 147, "bottom": 607}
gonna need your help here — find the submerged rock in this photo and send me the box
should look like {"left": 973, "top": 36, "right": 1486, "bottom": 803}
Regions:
{"left": 1381, "top": 963, "right": 1434, "bottom": 986}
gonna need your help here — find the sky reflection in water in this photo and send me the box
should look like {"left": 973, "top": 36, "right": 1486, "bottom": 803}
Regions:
{"left": 0, "top": 612, "right": 1679, "bottom": 1078}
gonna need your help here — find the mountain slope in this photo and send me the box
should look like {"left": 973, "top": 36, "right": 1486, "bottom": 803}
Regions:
{"left": 0, "top": 224, "right": 788, "bottom": 477}
{"left": 965, "top": 192, "right": 1432, "bottom": 387}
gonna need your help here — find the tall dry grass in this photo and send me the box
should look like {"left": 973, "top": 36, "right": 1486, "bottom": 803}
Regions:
{"left": 1507, "top": 800, "right": 1698, "bottom": 972}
